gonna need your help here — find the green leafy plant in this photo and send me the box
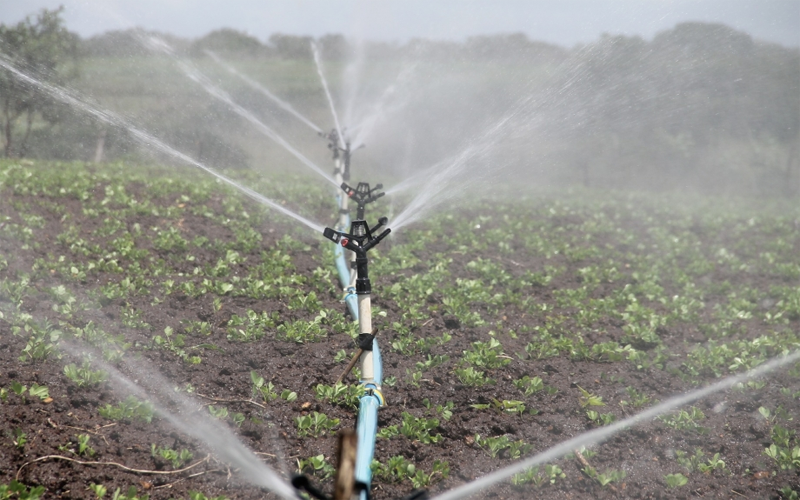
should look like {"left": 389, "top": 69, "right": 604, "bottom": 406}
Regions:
{"left": 664, "top": 473, "right": 688, "bottom": 488}
{"left": 276, "top": 312, "right": 328, "bottom": 343}
{"left": 513, "top": 375, "right": 544, "bottom": 396}
{"left": 0, "top": 481, "right": 45, "bottom": 500}
{"left": 250, "top": 371, "right": 278, "bottom": 403}
{"left": 423, "top": 399, "right": 454, "bottom": 421}
{"left": 314, "top": 382, "right": 365, "bottom": 409}
{"left": 577, "top": 385, "right": 605, "bottom": 407}
{"left": 76, "top": 434, "right": 95, "bottom": 457}
{"left": 511, "top": 464, "right": 565, "bottom": 486}
{"left": 454, "top": 366, "right": 494, "bottom": 387}
{"left": 620, "top": 386, "right": 651, "bottom": 408}
{"left": 586, "top": 410, "right": 616, "bottom": 425}
{"left": 471, "top": 398, "right": 527, "bottom": 416}
{"left": 98, "top": 396, "right": 155, "bottom": 423}
{"left": 64, "top": 362, "right": 108, "bottom": 387}
{"left": 207, "top": 405, "right": 228, "bottom": 419}
{"left": 151, "top": 444, "right": 193, "bottom": 468}
{"left": 659, "top": 407, "right": 706, "bottom": 433}
{"left": 584, "top": 466, "right": 626, "bottom": 487}
{"left": 11, "top": 428, "right": 27, "bottom": 449}
{"left": 295, "top": 412, "right": 340, "bottom": 438}
{"left": 474, "top": 434, "right": 532, "bottom": 459}
{"left": 296, "top": 454, "right": 335, "bottom": 480}
{"left": 779, "top": 486, "right": 798, "bottom": 500}
{"left": 462, "top": 338, "right": 510, "bottom": 369}
{"left": 89, "top": 483, "right": 107, "bottom": 499}
{"left": 373, "top": 456, "right": 449, "bottom": 488}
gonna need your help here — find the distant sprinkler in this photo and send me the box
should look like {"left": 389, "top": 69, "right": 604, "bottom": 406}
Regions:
{"left": 321, "top": 128, "right": 341, "bottom": 160}
{"left": 322, "top": 128, "right": 364, "bottom": 182}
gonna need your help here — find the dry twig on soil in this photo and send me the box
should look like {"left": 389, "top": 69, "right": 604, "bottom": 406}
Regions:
{"left": 16, "top": 454, "right": 211, "bottom": 481}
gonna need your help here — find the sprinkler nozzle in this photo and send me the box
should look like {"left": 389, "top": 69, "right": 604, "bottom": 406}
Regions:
{"left": 323, "top": 227, "right": 341, "bottom": 243}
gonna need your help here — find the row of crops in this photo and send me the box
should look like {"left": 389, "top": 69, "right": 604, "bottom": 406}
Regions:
{"left": 0, "top": 160, "right": 799, "bottom": 499}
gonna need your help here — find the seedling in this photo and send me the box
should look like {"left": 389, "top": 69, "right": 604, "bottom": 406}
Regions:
{"left": 474, "top": 434, "right": 532, "bottom": 459}
{"left": 664, "top": 473, "right": 689, "bottom": 488}
{"left": 250, "top": 371, "right": 278, "bottom": 402}
{"left": 577, "top": 385, "right": 605, "bottom": 407}
{"left": 98, "top": 395, "right": 155, "bottom": 423}
{"left": 315, "top": 382, "right": 365, "bottom": 408}
{"left": 276, "top": 313, "right": 328, "bottom": 343}
{"left": 295, "top": 412, "right": 340, "bottom": 438}
{"left": 76, "top": 434, "right": 95, "bottom": 457}
{"left": 0, "top": 481, "right": 45, "bottom": 500}
{"left": 471, "top": 398, "right": 527, "bottom": 416}
{"left": 207, "top": 405, "right": 228, "bottom": 419}
{"left": 620, "top": 386, "right": 651, "bottom": 408}
{"left": 10, "top": 381, "right": 27, "bottom": 397}
{"left": 454, "top": 366, "right": 494, "bottom": 387}
{"left": 372, "top": 456, "right": 449, "bottom": 488}
{"left": 232, "top": 412, "right": 245, "bottom": 427}
{"left": 513, "top": 375, "right": 544, "bottom": 396}
{"left": 64, "top": 362, "right": 108, "bottom": 387}
{"left": 297, "top": 454, "right": 336, "bottom": 480}
{"left": 406, "top": 368, "right": 423, "bottom": 388}
{"left": 586, "top": 410, "right": 616, "bottom": 425}
{"left": 415, "top": 353, "right": 449, "bottom": 371}
{"left": 764, "top": 443, "right": 800, "bottom": 470}
{"left": 151, "top": 444, "right": 193, "bottom": 468}
{"left": 89, "top": 483, "right": 107, "bottom": 499}
{"left": 584, "top": 466, "right": 626, "bottom": 487}
{"left": 511, "top": 464, "right": 565, "bottom": 486}
{"left": 659, "top": 406, "right": 706, "bottom": 433}
{"left": 11, "top": 428, "right": 27, "bottom": 449}
{"left": 227, "top": 310, "right": 278, "bottom": 342}
{"left": 378, "top": 412, "right": 442, "bottom": 444}
{"left": 423, "top": 398, "right": 454, "bottom": 421}
{"left": 462, "top": 338, "right": 510, "bottom": 369}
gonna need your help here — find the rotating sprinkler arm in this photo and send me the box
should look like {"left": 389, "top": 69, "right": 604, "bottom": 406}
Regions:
{"left": 341, "top": 182, "right": 385, "bottom": 220}
{"left": 321, "top": 128, "right": 341, "bottom": 161}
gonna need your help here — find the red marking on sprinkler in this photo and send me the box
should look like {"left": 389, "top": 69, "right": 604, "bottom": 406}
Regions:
{"left": 341, "top": 238, "right": 349, "bottom": 247}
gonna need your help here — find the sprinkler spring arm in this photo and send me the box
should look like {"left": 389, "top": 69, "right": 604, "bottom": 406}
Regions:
{"left": 341, "top": 182, "right": 385, "bottom": 220}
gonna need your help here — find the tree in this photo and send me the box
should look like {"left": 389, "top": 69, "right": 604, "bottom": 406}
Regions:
{"left": 191, "top": 28, "right": 268, "bottom": 56}
{"left": 0, "top": 7, "right": 78, "bottom": 157}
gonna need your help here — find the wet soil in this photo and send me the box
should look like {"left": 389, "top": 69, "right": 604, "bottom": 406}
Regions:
{"left": 0, "top": 169, "right": 798, "bottom": 500}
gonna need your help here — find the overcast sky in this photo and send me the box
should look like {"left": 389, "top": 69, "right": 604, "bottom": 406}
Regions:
{"left": 1, "top": 0, "right": 798, "bottom": 47}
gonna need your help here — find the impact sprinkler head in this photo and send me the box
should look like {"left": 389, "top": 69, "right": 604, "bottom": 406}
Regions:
{"left": 323, "top": 216, "right": 390, "bottom": 295}
{"left": 321, "top": 128, "right": 340, "bottom": 159}
{"left": 341, "top": 181, "right": 385, "bottom": 220}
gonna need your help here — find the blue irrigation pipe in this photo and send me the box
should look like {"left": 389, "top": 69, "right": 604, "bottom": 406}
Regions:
{"left": 334, "top": 193, "right": 359, "bottom": 320}
{"left": 354, "top": 341, "right": 383, "bottom": 500}
{"left": 325, "top": 214, "right": 389, "bottom": 500}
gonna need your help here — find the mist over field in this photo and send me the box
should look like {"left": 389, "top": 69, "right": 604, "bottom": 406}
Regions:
{"left": 2, "top": 5, "right": 798, "bottom": 198}
{"left": 1, "top": 4, "right": 799, "bottom": 500}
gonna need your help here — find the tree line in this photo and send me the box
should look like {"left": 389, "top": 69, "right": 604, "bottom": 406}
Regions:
{"left": 1, "top": 7, "right": 797, "bottom": 196}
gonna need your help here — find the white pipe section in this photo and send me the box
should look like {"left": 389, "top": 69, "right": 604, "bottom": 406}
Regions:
{"left": 358, "top": 294, "right": 374, "bottom": 381}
